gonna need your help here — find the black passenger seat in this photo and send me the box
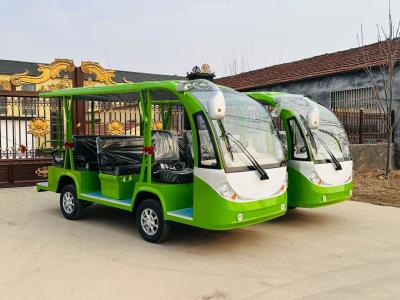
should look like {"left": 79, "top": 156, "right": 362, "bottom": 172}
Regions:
{"left": 96, "top": 136, "right": 144, "bottom": 176}
{"left": 152, "top": 131, "right": 193, "bottom": 184}
{"left": 73, "top": 136, "right": 100, "bottom": 171}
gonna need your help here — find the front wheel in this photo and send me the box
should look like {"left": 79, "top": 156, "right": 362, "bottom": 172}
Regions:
{"left": 136, "top": 199, "right": 170, "bottom": 243}
{"left": 60, "top": 184, "right": 84, "bottom": 220}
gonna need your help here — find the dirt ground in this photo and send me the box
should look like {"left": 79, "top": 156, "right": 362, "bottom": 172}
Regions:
{"left": 352, "top": 169, "right": 400, "bottom": 208}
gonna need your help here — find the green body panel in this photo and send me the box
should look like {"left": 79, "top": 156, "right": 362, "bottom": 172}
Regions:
{"left": 132, "top": 182, "right": 194, "bottom": 223}
{"left": 99, "top": 173, "right": 139, "bottom": 200}
{"left": 38, "top": 166, "right": 100, "bottom": 194}
{"left": 192, "top": 177, "right": 287, "bottom": 230}
{"left": 287, "top": 168, "right": 352, "bottom": 208}
{"left": 247, "top": 91, "right": 352, "bottom": 209}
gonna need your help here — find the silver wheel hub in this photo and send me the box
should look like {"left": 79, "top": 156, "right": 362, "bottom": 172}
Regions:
{"left": 62, "top": 192, "right": 75, "bottom": 214}
{"left": 140, "top": 208, "right": 159, "bottom": 236}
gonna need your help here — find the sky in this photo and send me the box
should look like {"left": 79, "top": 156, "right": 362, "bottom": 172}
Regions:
{"left": 1, "top": 0, "right": 400, "bottom": 78}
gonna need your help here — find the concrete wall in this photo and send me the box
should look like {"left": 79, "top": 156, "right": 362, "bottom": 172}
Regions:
{"left": 350, "top": 143, "right": 396, "bottom": 171}
{"left": 250, "top": 65, "right": 400, "bottom": 166}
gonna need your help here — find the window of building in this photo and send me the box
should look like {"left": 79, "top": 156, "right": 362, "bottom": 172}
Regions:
{"left": 330, "top": 87, "right": 379, "bottom": 111}
{"left": 21, "top": 83, "right": 36, "bottom": 92}
{"left": 0, "top": 97, "right": 6, "bottom": 114}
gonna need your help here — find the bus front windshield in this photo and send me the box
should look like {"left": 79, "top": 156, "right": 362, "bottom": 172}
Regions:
{"left": 192, "top": 87, "right": 285, "bottom": 172}
{"left": 306, "top": 104, "right": 352, "bottom": 163}
{"left": 275, "top": 95, "right": 351, "bottom": 163}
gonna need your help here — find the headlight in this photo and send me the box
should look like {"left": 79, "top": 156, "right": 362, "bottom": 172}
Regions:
{"left": 308, "top": 171, "right": 322, "bottom": 185}
{"left": 273, "top": 173, "right": 288, "bottom": 196}
{"left": 308, "top": 172, "right": 333, "bottom": 186}
{"left": 218, "top": 183, "right": 239, "bottom": 201}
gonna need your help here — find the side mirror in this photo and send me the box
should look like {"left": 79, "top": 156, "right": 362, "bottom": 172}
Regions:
{"left": 207, "top": 90, "right": 226, "bottom": 120}
{"left": 307, "top": 109, "right": 320, "bottom": 130}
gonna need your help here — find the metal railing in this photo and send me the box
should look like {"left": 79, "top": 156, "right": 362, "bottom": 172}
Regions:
{"left": 333, "top": 108, "right": 393, "bottom": 144}
{"left": 0, "top": 96, "right": 185, "bottom": 159}
{"left": 0, "top": 96, "right": 62, "bottom": 159}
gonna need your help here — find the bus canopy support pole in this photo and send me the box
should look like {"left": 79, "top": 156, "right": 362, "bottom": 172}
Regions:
{"left": 90, "top": 101, "right": 95, "bottom": 135}
{"left": 138, "top": 92, "right": 146, "bottom": 182}
{"left": 160, "top": 103, "right": 172, "bottom": 130}
{"left": 58, "top": 97, "right": 63, "bottom": 150}
{"left": 62, "top": 96, "right": 68, "bottom": 169}
{"left": 145, "top": 90, "right": 152, "bottom": 184}
{"left": 70, "top": 96, "right": 75, "bottom": 170}
{"left": 64, "top": 96, "right": 75, "bottom": 170}
{"left": 139, "top": 99, "right": 144, "bottom": 137}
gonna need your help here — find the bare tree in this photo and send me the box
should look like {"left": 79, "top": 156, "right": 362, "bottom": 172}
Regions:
{"left": 222, "top": 49, "right": 251, "bottom": 76}
{"left": 358, "top": 3, "right": 400, "bottom": 176}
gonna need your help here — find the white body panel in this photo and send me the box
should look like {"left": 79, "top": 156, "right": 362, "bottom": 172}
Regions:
{"left": 194, "top": 166, "right": 287, "bottom": 201}
{"left": 288, "top": 160, "right": 352, "bottom": 186}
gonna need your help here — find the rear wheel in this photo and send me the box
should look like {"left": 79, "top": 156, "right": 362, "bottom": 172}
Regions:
{"left": 60, "top": 184, "right": 84, "bottom": 220}
{"left": 136, "top": 199, "right": 170, "bottom": 243}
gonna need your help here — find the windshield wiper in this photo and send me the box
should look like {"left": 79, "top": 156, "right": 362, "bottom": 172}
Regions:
{"left": 299, "top": 115, "right": 318, "bottom": 152}
{"left": 317, "top": 128, "right": 346, "bottom": 153}
{"left": 312, "top": 133, "right": 342, "bottom": 170}
{"left": 299, "top": 115, "right": 342, "bottom": 170}
{"left": 225, "top": 133, "right": 269, "bottom": 180}
{"left": 217, "top": 120, "right": 234, "bottom": 161}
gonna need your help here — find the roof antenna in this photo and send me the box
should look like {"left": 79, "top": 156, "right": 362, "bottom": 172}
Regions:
{"left": 104, "top": 49, "right": 112, "bottom": 69}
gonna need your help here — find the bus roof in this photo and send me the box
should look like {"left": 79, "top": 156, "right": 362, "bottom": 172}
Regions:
{"left": 246, "top": 91, "right": 290, "bottom": 106}
{"left": 39, "top": 80, "right": 183, "bottom": 98}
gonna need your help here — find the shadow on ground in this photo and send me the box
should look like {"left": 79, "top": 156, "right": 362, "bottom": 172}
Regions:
{"left": 44, "top": 202, "right": 338, "bottom": 252}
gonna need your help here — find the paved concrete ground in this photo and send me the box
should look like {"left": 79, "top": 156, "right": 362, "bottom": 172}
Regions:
{"left": 1, "top": 187, "right": 400, "bottom": 300}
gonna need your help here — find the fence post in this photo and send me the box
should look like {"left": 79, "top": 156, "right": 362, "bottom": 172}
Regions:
{"left": 72, "top": 67, "right": 85, "bottom": 135}
{"left": 358, "top": 108, "right": 364, "bottom": 144}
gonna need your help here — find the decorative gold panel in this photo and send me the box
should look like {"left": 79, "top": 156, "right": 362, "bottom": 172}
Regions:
{"left": 28, "top": 118, "right": 50, "bottom": 137}
{"left": 0, "top": 80, "right": 11, "bottom": 91}
{"left": 83, "top": 78, "right": 96, "bottom": 87}
{"left": 153, "top": 121, "right": 163, "bottom": 130}
{"left": 38, "top": 77, "right": 72, "bottom": 92}
{"left": 107, "top": 120, "right": 124, "bottom": 135}
{"left": 81, "top": 61, "right": 117, "bottom": 85}
{"left": 35, "top": 167, "right": 48, "bottom": 178}
{"left": 10, "top": 59, "right": 75, "bottom": 86}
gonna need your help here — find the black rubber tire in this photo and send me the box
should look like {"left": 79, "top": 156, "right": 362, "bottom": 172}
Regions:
{"left": 136, "top": 199, "right": 170, "bottom": 243}
{"left": 60, "top": 184, "right": 84, "bottom": 220}
{"left": 288, "top": 206, "right": 297, "bottom": 210}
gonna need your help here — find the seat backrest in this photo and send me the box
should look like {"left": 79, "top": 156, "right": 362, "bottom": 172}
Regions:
{"left": 96, "top": 136, "right": 144, "bottom": 168}
{"left": 152, "top": 130, "right": 180, "bottom": 162}
{"left": 178, "top": 130, "right": 194, "bottom": 168}
{"left": 73, "top": 136, "right": 98, "bottom": 170}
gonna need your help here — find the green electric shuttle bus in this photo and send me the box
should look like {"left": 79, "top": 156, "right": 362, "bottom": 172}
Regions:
{"left": 37, "top": 80, "right": 287, "bottom": 243}
{"left": 247, "top": 92, "right": 352, "bottom": 208}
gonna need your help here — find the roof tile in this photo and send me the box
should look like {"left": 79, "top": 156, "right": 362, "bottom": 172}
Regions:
{"left": 216, "top": 40, "right": 400, "bottom": 90}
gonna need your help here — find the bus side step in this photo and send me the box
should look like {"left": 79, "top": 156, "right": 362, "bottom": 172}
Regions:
{"left": 167, "top": 207, "right": 193, "bottom": 220}
{"left": 80, "top": 191, "right": 131, "bottom": 206}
